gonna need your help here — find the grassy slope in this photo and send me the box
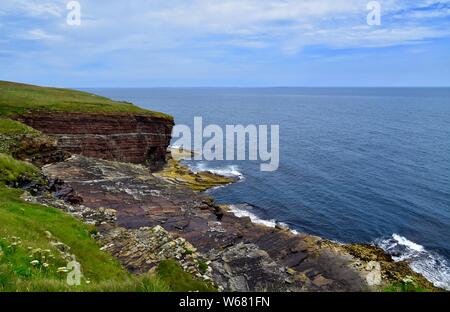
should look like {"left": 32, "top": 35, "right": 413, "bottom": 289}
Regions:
{"left": 0, "top": 154, "right": 213, "bottom": 292}
{"left": 0, "top": 81, "right": 173, "bottom": 121}
{"left": 0, "top": 118, "right": 40, "bottom": 136}
{"left": 0, "top": 119, "right": 43, "bottom": 154}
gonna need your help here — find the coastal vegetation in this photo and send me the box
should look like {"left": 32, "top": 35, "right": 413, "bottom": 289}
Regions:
{"left": 0, "top": 81, "right": 173, "bottom": 121}
{"left": 0, "top": 155, "right": 214, "bottom": 292}
{"left": 0, "top": 153, "right": 41, "bottom": 185}
{"left": 0, "top": 118, "right": 42, "bottom": 154}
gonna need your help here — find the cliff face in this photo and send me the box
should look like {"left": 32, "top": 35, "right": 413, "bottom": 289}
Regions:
{"left": 16, "top": 113, "right": 173, "bottom": 169}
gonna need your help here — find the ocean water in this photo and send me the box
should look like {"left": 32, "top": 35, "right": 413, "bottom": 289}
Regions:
{"left": 88, "top": 88, "right": 450, "bottom": 289}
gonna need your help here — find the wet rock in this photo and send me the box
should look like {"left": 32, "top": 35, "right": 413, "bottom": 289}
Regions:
{"left": 275, "top": 222, "right": 290, "bottom": 231}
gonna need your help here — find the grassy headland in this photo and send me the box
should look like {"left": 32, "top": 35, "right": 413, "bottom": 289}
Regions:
{"left": 0, "top": 81, "right": 173, "bottom": 121}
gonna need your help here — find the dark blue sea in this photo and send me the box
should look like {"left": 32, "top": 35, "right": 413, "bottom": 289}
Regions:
{"left": 88, "top": 88, "right": 450, "bottom": 289}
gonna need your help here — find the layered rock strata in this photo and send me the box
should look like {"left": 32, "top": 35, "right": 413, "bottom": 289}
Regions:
{"left": 16, "top": 113, "right": 173, "bottom": 170}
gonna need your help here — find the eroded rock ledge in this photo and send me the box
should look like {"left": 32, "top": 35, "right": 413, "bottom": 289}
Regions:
{"left": 34, "top": 155, "right": 436, "bottom": 292}
{"left": 16, "top": 113, "right": 174, "bottom": 170}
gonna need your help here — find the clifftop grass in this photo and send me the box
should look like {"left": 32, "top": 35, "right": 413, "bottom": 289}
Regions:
{"left": 0, "top": 81, "right": 173, "bottom": 121}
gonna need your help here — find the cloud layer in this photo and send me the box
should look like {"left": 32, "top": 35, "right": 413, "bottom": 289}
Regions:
{"left": 1, "top": 0, "right": 450, "bottom": 86}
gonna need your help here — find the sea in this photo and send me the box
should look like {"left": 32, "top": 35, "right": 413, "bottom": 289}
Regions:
{"left": 87, "top": 87, "right": 450, "bottom": 290}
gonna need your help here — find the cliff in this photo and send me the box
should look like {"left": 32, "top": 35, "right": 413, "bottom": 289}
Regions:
{"left": 0, "top": 81, "right": 174, "bottom": 169}
{"left": 16, "top": 112, "right": 173, "bottom": 169}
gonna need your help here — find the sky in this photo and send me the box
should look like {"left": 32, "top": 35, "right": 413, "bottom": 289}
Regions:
{"left": 0, "top": 0, "right": 450, "bottom": 87}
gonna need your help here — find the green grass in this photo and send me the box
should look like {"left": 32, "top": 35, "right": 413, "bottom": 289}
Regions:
{"left": 0, "top": 119, "right": 42, "bottom": 154}
{"left": 0, "top": 118, "right": 40, "bottom": 136}
{"left": 0, "top": 153, "right": 41, "bottom": 185}
{"left": 157, "top": 260, "right": 216, "bottom": 292}
{"left": 0, "top": 81, "right": 173, "bottom": 121}
{"left": 384, "top": 279, "right": 428, "bottom": 292}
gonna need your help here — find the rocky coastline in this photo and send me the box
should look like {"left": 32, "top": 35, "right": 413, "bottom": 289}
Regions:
{"left": 1, "top": 82, "right": 439, "bottom": 292}
{"left": 22, "top": 153, "right": 437, "bottom": 292}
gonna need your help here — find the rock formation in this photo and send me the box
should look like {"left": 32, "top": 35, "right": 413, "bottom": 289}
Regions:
{"left": 16, "top": 112, "right": 173, "bottom": 170}
{"left": 36, "top": 155, "right": 436, "bottom": 292}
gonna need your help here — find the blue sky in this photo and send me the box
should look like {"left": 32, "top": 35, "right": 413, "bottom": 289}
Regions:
{"left": 1, "top": 0, "right": 450, "bottom": 87}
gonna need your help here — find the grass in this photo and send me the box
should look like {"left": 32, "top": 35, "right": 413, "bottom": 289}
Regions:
{"left": 157, "top": 260, "right": 216, "bottom": 292}
{"left": 0, "top": 118, "right": 40, "bottom": 136}
{"left": 0, "top": 81, "right": 173, "bottom": 121}
{"left": 0, "top": 153, "right": 41, "bottom": 185}
{"left": 384, "top": 278, "right": 428, "bottom": 292}
{"left": 384, "top": 282, "right": 427, "bottom": 292}
{"left": 0, "top": 155, "right": 215, "bottom": 292}
{"left": 0, "top": 119, "right": 42, "bottom": 154}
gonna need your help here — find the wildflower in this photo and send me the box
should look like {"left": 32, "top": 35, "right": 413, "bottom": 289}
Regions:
{"left": 32, "top": 248, "right": 42, "bottom": 254}
{"left": 30, "top": 260, "right": 39, "bottom": 266}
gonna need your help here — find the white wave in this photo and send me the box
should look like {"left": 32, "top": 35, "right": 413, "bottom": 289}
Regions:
{"left": 376, "top": 233, "right": 450, "bottom": 290}
{"left": 228, "top": 204, "right": 299, "bottom": 235}
{"left": 189, "top": 162, "right": 244, "bottom": 180}
{"left": 392, "top": 234, "right": 425, "bottom": 253}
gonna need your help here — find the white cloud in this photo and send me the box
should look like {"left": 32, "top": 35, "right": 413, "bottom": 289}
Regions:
{"left": 2, "top": 0, "right": 449, "bottom": 52}
{"left": 2, "top": 0, "right": 65, "bottom": 17}
{"left": 21, "top": 28, "right": 62, "bottom": 41}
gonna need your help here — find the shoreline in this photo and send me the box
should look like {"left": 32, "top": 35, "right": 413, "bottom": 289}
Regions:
{"left": 167, "top": 147, "right": 448, "bottom": 291}
{"left": 40, "top": 154, "right": 440, "bottom": 291}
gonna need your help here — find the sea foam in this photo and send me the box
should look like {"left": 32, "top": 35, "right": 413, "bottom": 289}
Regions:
{"left": 229, "top": 204, "right": 299, "bottom": 235}
{"left": 376, "top": 233, "right": 450, "bottom": 290}
{"left": 189, "top": 162, "right": 244, "bottom": 180}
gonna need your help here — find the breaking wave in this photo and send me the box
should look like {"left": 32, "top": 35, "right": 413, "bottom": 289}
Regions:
{"left": 376, "top": 234, "right": 450, "bottom": 290}
{"left": 188, "top": 162, "right": 244, "bottom": 180}
{"left": 229, "top": 204, "right": 299, "bottom": 235}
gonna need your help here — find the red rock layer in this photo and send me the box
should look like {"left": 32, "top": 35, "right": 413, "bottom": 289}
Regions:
{"left": 17, "top": 112, "right": 173, "bottom": 168}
